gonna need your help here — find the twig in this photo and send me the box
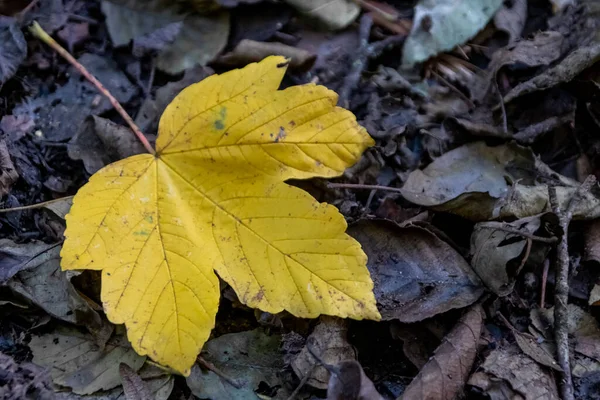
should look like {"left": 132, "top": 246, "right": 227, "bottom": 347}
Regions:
{"left": 286, "top": 365, "right": 315, "bottom": 400}
{"left": 327, "top": 182, "right": 403, "bottom": 194}
{"left": 197, "top": 356, "right": 242, "bottom": 389}
{"left": 430, "top": 70, "right": 475, "bottom": 109}
{"left": 338, "top": 14, "right": 373, "bottom": 108}
{"left": 28, "top": 22, "right": 155, "bottom": 156}
{"left": 549, "top": 175, "right": 597, "bottom": 400}
{"left": 338, "top": 14, "right": 406, "bottom": 108}
{"left": 482, "top": 221, "right": 559, "bottom": 244}
{"left": 540, "top": 258, "right": 550, "bottom": 308}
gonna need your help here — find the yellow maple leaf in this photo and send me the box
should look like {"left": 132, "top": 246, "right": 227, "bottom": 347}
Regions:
{"left": 61, "top": 56, "right": 380, "bottom": 375}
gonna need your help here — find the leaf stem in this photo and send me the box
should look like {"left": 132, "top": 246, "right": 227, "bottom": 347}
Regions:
{"left": 327, "top": 182, "right": 404, "bottom": 194}
{"left": 0, "top": 196, "right": 74, "bottom": 213}
{"left": 28, "top": 21, "right": 156, "bottom": 156}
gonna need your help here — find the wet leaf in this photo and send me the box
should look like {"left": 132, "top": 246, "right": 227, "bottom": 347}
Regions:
{"left": 399, "top": 305, "right": 484, "bottom": 400}
{"left": 349, "top": 220, "right": 484, "bottom": 322}
{"left": 402, "top": 0, "right": 503, "bottom": 66}
{"left": 30, "top": 327, "right": 146, "bottom": 395}
{"left": 0, "top": 240, "right": 59, "bottom": 284}
{"left": 292, "top": 317, "right": 355, "bottom": 390}
{"left": 61, "top": 56, "right": 379, "bottom": 375}
{"left": 186, "top": 328, "right": 287, "bottom": 399}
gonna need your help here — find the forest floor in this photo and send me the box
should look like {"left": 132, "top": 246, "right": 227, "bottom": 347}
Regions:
{"left": 2, "top": 0, "right": 600, "bottom": 399}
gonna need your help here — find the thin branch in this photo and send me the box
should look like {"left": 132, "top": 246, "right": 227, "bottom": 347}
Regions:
{"left": 197, "top": 356, "right": 242, "bottom": 389}
{"left": 482, "top": 221, "right": 559, "bottom": 244}
{"left": 549, "top": 175, "right": 597, "bottom": 400}
{"left": 28, "top": 21, "right": 155, "bottom": 155}
{"left": 540, "top": 258, "right": 550, "bottom": 308}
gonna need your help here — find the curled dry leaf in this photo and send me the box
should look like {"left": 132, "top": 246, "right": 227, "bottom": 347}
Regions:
{"left": 399, "top": 304, "right": 484, "bottom": 400}
{"left": 401, "top": 0, "right": 503, "bottom": 66}
{"left": 61, "top": 56, "right": 379, "bottom": 375}
{"left": 186, "top": 328, "right": 287, "bottom": 399}
{"left": 349, "top": 220, "right": 484, "bottom": 322}
{"left": 401, "top": 142, "right": 600, "bottom": 221}
{"left": 30, "top": 327, "right": 146, "bottom": 395}
{"left": 218, "top": 39, "right": 317, "bottom": 71}
{"left": 283, "top": 0, "right": 359, "bottom": 30}
{"left": 292, "top": 317, "right": 355, "bottom": 390}
{"left": 469, "top": 213, "right": 557, "bottom": 295}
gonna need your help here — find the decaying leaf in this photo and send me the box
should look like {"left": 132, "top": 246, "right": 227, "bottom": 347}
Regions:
{"left": 0, "top": 240, "right": 59, "bottom": 284}
{"left": 326, "top": 360, "right": 384, "bottom": 400}
{"left": 283, "top": 0, "right": 359, "bottom": 31}
{"left": 399, "top": 305, "right": 484, "bottom": 400}
{"left": 101, "top": 1, "right": 229, "bottom": 74}
{"left": 186, "top": 328, "right": 287, "bottom": 399}
{"left": 292, "top": 317, "right": 355, "bottom": 390}
{"left": 12, "top": 53, "right": 137, "bottom": 142}
{"left": 493, "top": 0, "right": 527, "bottom": 43}
{"left": 30, "top": 327, "right": 146, "bottom": 395}
{"left": 401, "top": 142, "right": 600, "bottom": 221}
{"left": 468, "top": 345, "right": 560, "bottom": 399}
{"left": 0, "top": 352, "right": 54, "bottom": 400}
{"left": 68, "top": 116, "right": 150, "bottom": 174}
{"left": 401, "top": 0, "right": 503, "bottom": 66}
{"left": 469, "top": 213, "right": 557, "bottom": 295}
{"left": 119, "top": 364, "right": 152, "bottom": 400}
{"left": 5, "top": 241, "right": 105, "bottom": 331}
{"left": 504, "top": 36, "right": 600, "bottom": 103}
{"left": 0, "top": 140, "right": 18, "bottom": 197}
{"left": 349, "top": 220, "right": 484, "bottom": 322}
{"left": 0, "top": 16, "right": 26, "bottom": 84}
{"left": 61, "top": 56, "right": 379, "bottom": 375}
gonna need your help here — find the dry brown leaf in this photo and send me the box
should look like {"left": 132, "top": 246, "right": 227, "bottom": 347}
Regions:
{"left": 399, "top": 305, "right": 484, "bottom": 400}
{"left": 469, "top": 214, "right": 557, "bottom": 295}
{"left": 292, "top": 317, "right": 355, "bottom": 390}
{"left": 468, "top": 345, "right": 560, "bottom": 400}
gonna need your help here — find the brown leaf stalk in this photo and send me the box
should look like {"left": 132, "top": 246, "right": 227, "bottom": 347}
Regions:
{"left": 28, "top": 21, "right": 155, "bottom": 156}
